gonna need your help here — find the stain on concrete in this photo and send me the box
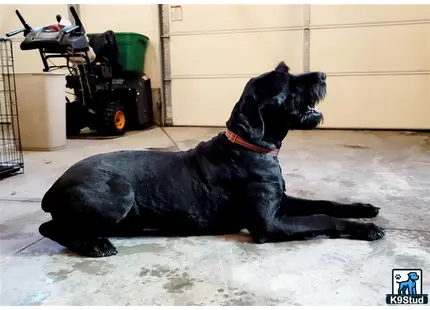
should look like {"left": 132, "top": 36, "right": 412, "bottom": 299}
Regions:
{"left": 139, "top": 265, "right": 171, "bottom": 278}
{"left": 47, "top": 268, "right": 74, "bottom": 282}
{"left": 117, "top": 243, "right": 166, "bottom": 256}
{"left": 236, "top": 242, "right": 265, "bottom": 257}
{"left": 223, "top": 298, "right": 255, "bottom": 306}
{"left": 394, "top": 254, "right": 428, "bottom": 268}
{"left": 71, "top": 260, "right": 114, "bottom": 276}
{"left": 220, "top": 290, "right": 256, "bottom": 306}
{"left": 0, "top": 224, "right": 8, "bottom": 233}
{"left": 285, "top": 172, "right": 305, "bottom": 180}
{"left": 11, "top": 293, "right": 49, "bottom": 306}
{"left": 340, "top": 144, "right": 371, "bottom": 150}
{"left": 163, "top": 272, "right": 195, "bottom": 293}
{"left": 215, "top": 286, "right": 293, "bottom": 306}
{"left": 340, "top": 179, "right": 355, "bottom": 188}
{"left": 234, "top": 290, "right": 249, "bottom": 296}
{"left": 183, "top": 302, "right": 205, "bottom": 306}
{"left": 421, "top": 137, "right": 430, "bottom": 150}
{"left": 288, "top": 189, "right": 316, "bottom": 198}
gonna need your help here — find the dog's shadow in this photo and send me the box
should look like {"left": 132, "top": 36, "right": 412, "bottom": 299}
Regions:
{"left": 113, "top": 229, "right": 254, "bottom": 244}
{"left": 17, "top": 231, "right": 254, "bottom": 258}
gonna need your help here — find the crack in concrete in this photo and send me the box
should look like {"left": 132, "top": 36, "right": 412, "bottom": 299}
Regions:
{"left": 0, "top": 198, "right": 42, "bottom": 203}
{"left": 160, "top": 127, "right": 182, "bottom": 151}
{"left": 15, "top": 237, "right": 44, "bottom": 254}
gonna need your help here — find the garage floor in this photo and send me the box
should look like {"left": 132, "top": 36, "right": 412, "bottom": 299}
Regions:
{"left": 1, "top": 127, "right": 429, "bottom": 306}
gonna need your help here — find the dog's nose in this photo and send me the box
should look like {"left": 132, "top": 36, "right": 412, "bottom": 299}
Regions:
{"left": 318, "top": 72, "right": 326, "bottom": 81}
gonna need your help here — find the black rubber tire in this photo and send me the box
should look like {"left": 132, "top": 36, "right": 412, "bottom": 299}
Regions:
{"left": 66, "top": 100, "right": 84, "bottom": 137}
{"left": 99, "top": 101, "right": 127, "bottom": 136}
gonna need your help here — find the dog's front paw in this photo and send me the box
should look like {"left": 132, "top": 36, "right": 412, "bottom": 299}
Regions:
{"left": 351, "top": 203, "right": 380, "bottom": 218}
{"left": 365, "top": 223, "right": 386, "bottom": 241}
{"left": 352, "top": 223, "right": 386, "bottom": 241}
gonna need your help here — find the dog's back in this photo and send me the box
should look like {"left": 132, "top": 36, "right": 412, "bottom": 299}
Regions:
{"left": 41, "top": 135, "right": 247, "bottom": 233}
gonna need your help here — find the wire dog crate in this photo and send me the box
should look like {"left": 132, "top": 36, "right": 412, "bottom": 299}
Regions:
{"left": 0, "top": 38, "right": 24, "bottom": 179}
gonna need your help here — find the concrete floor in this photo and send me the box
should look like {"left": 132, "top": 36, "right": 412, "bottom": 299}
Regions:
{"left": 1, "top": 127, "right": 429, "bottom": 306}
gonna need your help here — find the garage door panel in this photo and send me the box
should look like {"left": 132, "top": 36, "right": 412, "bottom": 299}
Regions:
{"left": 169, "top": 4, "right": 304, "bottom": 34}
{"left": 310, "top": 24, "right": 430, "bottom": 73}
{"left": 171, "top": 78, "right": 249, "bottom": 126}
{"left": 319, "top": 75, "right": 430, "bottom": 129}
{"left": 170, "top": 30, "right": 303, "bottom": 77}
{"left": 310, "top": 4, "right": 430, "bottom": 26}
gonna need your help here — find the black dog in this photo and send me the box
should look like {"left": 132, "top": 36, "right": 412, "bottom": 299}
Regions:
{"left": 39, "top": 62, "right": 385, "bottom": 257}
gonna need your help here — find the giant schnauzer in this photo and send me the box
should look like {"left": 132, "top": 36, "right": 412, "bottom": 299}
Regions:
{"left": 39, "top": 61, "right": 385, "bottom": 257}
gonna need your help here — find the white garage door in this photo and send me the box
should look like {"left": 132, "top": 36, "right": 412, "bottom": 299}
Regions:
{"left": 309, "top": 5, "right": 430, "bottom": 129}
{"left": 165, "top": 4, "right": 305, "bottom": 126}
{"left": 164, "top": 4, "right": 430, "bottom": 129}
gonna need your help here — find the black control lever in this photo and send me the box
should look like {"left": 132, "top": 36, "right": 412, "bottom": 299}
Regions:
{"left": 5, "top": 9, "right": 32, "bottom": 38}
{"left": 69, "top": 6, "right": 85, "bottom": 33}
{"left": 56, "top": 14, "right": 62, "bottom": 23}
{"left": 14, "top": 10, "right": 32, "bottom": 36}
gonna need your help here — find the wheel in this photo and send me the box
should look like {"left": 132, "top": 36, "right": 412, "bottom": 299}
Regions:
{"left": 100, "top": 101, "right": 127, "bottom": 135}
{"left": 66, "top": 100, "right": 84, "bottom": 137}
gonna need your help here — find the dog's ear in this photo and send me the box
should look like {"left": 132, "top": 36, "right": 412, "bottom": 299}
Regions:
{"left": 275, "top": 61, "right": 290, "bottom": 73}
{"left": 252, "top": 71, "right": 288, "bottom": 102}
{"left": 237, "top": 71, "right": 288, "bottom": 141}
{"left": 228, "top": 68, "right": 289, "bottom": 142}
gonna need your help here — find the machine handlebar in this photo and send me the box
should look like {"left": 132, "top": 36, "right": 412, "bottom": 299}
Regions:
{"left": 5, "top": 6, "right": 85, "bottom": 38}
{"left": 6, "top": 27, "right": 26, "bottom": 37}
{"left": 63, "top": 25, "right": 80, "bottom": 34}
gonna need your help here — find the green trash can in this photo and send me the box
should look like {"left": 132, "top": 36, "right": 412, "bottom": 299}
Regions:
{"left": 87, "top": 32, "right": 149, "bottom": 74}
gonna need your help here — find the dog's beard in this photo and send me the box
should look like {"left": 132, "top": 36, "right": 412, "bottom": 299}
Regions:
{"left": 288, "top": 84, "right": 326, "bottom": 129}
{"left": 307, "top": 83, "right": 326, "bottom": 111}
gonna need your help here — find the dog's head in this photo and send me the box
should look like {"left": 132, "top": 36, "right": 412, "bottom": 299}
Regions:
{"left": 226, "top": 61, "right": 327, "bottom": 149}
{"left": 408, "top": 272, "right": 419, "bottom": 281}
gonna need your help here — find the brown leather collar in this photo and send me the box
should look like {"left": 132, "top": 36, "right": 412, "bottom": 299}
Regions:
{"left": 225, "top": 129, "right": 279, "bottom": 156}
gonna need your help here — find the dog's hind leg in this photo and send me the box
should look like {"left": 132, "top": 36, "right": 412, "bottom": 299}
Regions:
{"left": 40, "top": 178, "right": 135, "bottom": 257}
{"left": 39, "top": 220, "right": 118, "bottom": 257}
{"left": 249, "top": 213, "right": 385, "bottom": 244}
{"left": 281, "top": 194, "right": 380, "bottom": 218}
